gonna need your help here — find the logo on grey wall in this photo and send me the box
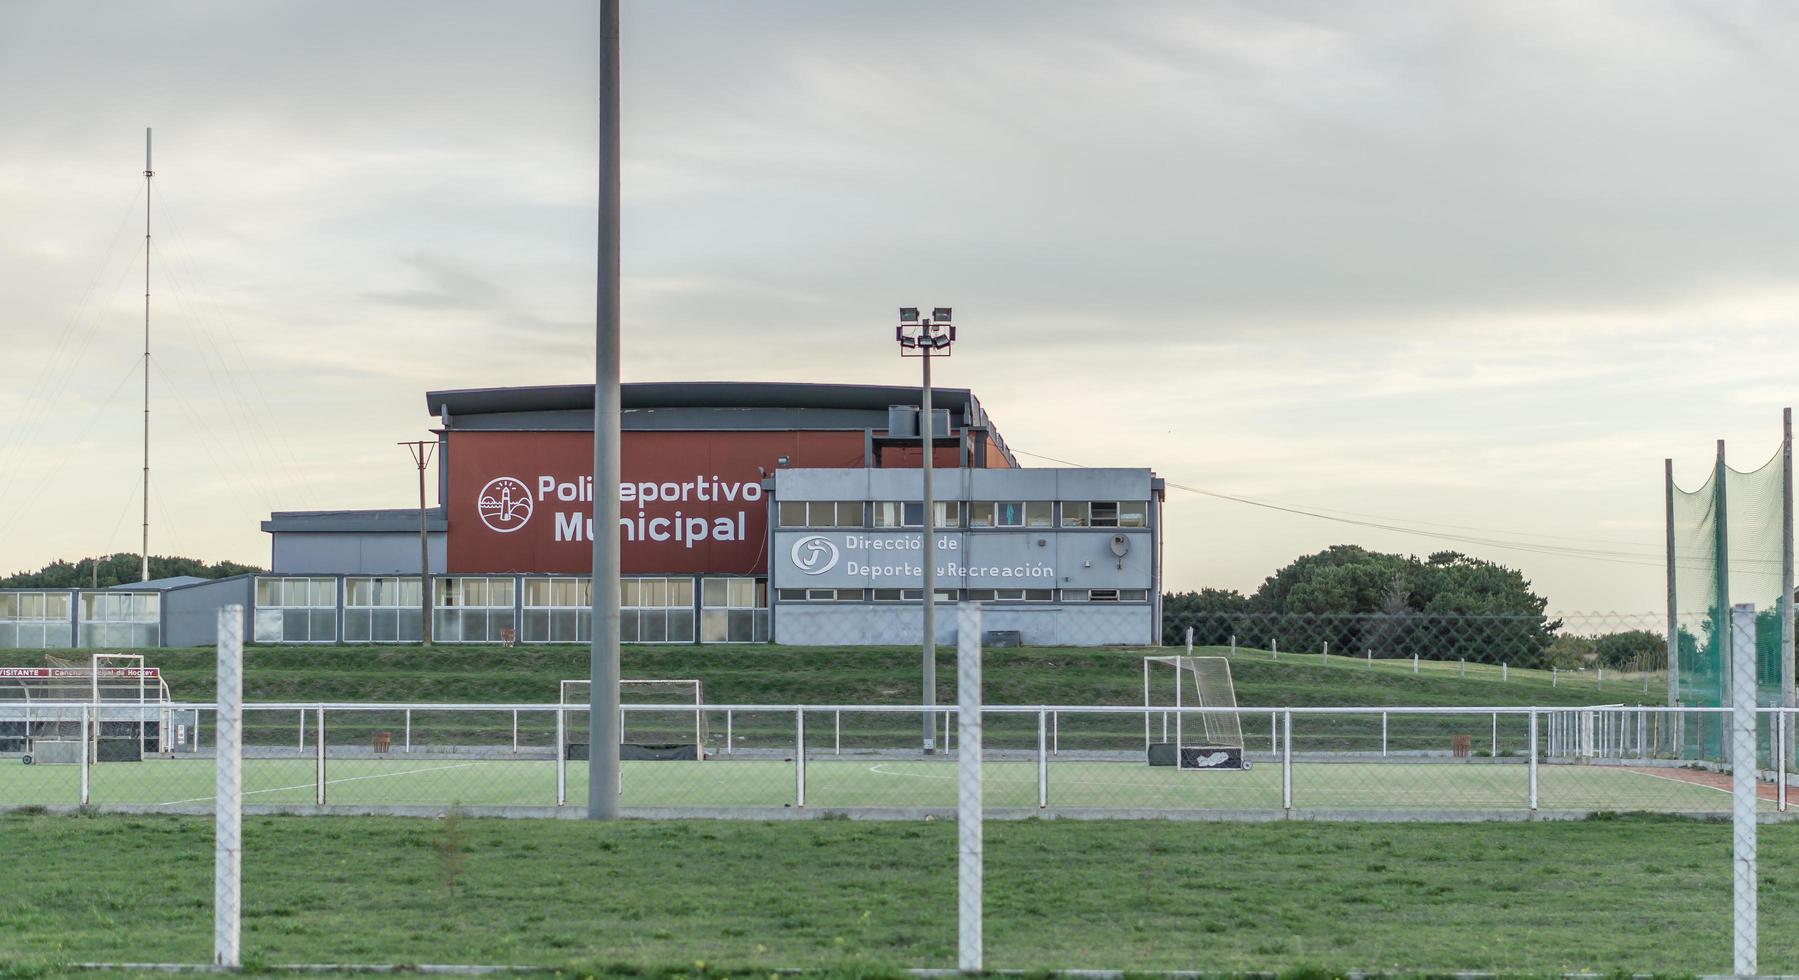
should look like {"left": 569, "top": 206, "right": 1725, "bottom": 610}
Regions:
{"left": 477, "top": 476, "right": 534, "bottom": 533}
{"left": 790, "top": 535, "right": 840, "bottom": 575}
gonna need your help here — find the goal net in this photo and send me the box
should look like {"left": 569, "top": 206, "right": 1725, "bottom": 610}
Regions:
{"left": 1143, "top": 655, "right": 1248, "bottom": 770}
{"left": 0, "top": 654, "right": 180, "bottom": 763}
{"left": 560, "top": 679, "right": 707, "bottom": 757}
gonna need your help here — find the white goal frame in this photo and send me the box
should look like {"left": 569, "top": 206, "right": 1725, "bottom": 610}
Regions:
{"left": 560, "top": 678, "right": 706, "bottom": 755}
{"left": 1143, "top": 655, "right": 1246, "bottom": 770}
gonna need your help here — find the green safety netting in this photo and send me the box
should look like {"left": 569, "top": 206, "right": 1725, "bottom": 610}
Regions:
{"left": 1670, "top": 440, "right": 1790, "bottom": 761}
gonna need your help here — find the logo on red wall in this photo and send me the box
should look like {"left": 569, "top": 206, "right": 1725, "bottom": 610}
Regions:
{"left": 477, "top": 477, "right": 534, "bottom": 533}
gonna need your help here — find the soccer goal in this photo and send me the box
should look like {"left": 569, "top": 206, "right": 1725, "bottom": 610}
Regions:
{"left": 559, "top": 678, "right": 706, "bottom": 759}
{"left": 1, "top": 654, "right": 184, "bottom": 764}
{"left": 1143, "top": 655, "right": 1248, "bottom": 770}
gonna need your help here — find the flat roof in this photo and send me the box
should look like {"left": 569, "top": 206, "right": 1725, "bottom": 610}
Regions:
{"left": 426, "top": 382, "right": 982, "bottom": 419}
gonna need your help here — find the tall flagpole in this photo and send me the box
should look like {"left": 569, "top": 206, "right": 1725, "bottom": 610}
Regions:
{"left": 588, "top": 0, "right": 622, "bottom": 820}
{"left": 141, "top": 127, "right": 154, "bottom": 583}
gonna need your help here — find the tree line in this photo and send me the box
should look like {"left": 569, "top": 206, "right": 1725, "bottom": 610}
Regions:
{"left": 1, "top": 553, "right": 263, "bottom": 590}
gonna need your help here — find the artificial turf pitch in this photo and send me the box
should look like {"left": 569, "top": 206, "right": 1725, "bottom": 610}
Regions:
{"left": 0, "top": 754, "right": 1752, "bottom": 812}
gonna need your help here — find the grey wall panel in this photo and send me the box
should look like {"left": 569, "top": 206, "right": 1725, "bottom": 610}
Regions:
{"left": 273, "top": 533, "right": 446, "bottom": 574}
{"left": 1054, "top": 468, "right": 1153, "bottom": 500}
{"left": 772, "top": 602, "right": 1151, "bottom": 646}
{"left": 162, "top": 577, "right": 253, "bottom": 648}
{"left": 969, "top": 467, "right": 1058, "bottom": 500}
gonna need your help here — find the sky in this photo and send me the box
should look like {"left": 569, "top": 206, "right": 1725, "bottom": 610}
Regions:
{"left": 1, "top": 0, "right": 1796, "bottom": 612}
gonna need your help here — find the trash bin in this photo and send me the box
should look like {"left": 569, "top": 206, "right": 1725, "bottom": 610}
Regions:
{"left": 373, "top": 731, "right": 392, "bottom": 754}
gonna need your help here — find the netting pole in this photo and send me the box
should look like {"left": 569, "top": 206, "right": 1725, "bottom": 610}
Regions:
{"left": 726, "top": 709, "right": 733, "bottom": 754}
{"left": 213, "top": 605, "right": 242, "bottom": 968}
{"left": 1783, "top": 408, "right": 1795, "bottom": 771}
{"left": 314, "top": 707, "right": 326, "bottom": 806}
{"left": 1036, "top": 708, "right": 1048, "bottom": 808}
{"left": 1381, "top": 712, "right": 1387, "bottom": 757}
{"left": 1269, "top": 710, "right": 1276, "bottom": 755}
{"left": 1052, "top": 711, "right": 1059, "bottom": 755}
{"left": 1779, "top": 710, "right": 1788, "bottom": 813}
{"left": 1527, "top": 709, "right": 1538, "bottom": 811}
{"left": 1717, "top": 439, "right": 1732, "bottom": 765}
{"left": 795, "top": 708, "right": 806, "bottom": 807}
{"left": 956, "top": 603, "right": 983, "bottom": 973}
{"left": 1281, "top": 709, "right": 1293, "bottom": 813}
{"left": 1666, "top": 458, "right": 1680, "bottom": 710}
{"left": 297, "top": 709, "right": 304, "bottom": 751}
{"left": 1731, "top": 602, "right": 1759, "bottom": 976}
{"left": 1491, "top": 712, "right": 1498, "bottom": 757}
{"left": 404, "top": 708, "right": 411, "bottom": 754}
{"left": 1185, "top": 626, "right": 1193, "bottom": 655}
{"left": 511, "top": 710, "right": 518, "bottom": 755}
{"left": 834, "top": 710, "right": 841, "bottom": 756}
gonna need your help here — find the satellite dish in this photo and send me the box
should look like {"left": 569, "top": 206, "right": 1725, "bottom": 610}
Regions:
{"left": 1110, "top": 535, "right": 1129, "bottom": 557}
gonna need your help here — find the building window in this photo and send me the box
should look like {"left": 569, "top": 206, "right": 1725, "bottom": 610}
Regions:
{"left": 779, "top": 501, "right": 864, "bottom": 528}
{"left": 253, "top": 576, "right": 336, "bottom": 644}
{"left": 776, "top": 588, "right": 865, "bottom": 602}
{"left": 522, "top": 576, "right": 590, "bottom": 643}
{"left": 1026, "top": 501, "right": 1054, "bottom": 527}
{"left": 0, "top": 592, "right": 72, "bottom": 649}
{"left": 965, "top": 588, "right": 1055, "bottom": 602}
{"left": 1061, "top": 501, "right": 1149, "bottom": 528}
{"left": 872, "top": 501, "right": 959, "bottom": 528}
{"left": 700, "top": 577, "right": 767, "bottom": 643}
{"left": 969, "top": 501, "right": 1023, "bottom": 528}
{"left": 1060, "top": 589, "right": 1148, "bottom": 603}
{"left": 80, "top": 592, "right": 161, "bottom": 648}
{"left": 620, "top": 577, "right": 695, "bottom": 643}
{"left": 343, "top": 576, "right": 423, "bottom": 643}
{"left": 433, "top": 576, "right": 516, "bottom": 643}
{"left": 870, "top": 588, "right": 959, "bottom": 602}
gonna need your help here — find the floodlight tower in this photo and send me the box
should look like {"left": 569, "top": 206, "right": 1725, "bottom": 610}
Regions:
{"left": 897, "top": 306, "right": 956, "bottom": 753}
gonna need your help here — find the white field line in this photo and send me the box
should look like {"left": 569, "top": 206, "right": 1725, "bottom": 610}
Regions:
{"left": 158, "top": 762, "right": 481, "bottom": 806}
{"left": 868, "top": 763, "right": 955, "bottom": 780}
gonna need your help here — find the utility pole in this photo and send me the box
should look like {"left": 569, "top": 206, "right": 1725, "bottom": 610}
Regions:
{"left": 399, "top": 441, "right": 436, "bottom": 645}
{"left": 141, "top": 127, "right": 153, "bottom": 583}
{"left": 588, "top": 0, "right": 623, "bottom": 821}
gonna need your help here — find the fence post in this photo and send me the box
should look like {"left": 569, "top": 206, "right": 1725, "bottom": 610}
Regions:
{"left": 1230, "top": 635, "right": 1236, "bottom": 656}
{"left": 1730, "top": 603, "right": 1759, "bottom": 976}
{"left": 1052, "top": 710, "right": 1059, "bottom": 756}
{"left": 1491, "top": 712, "right": 1498, "bottom": 757}
{"left": 404, "top": 708, "right": 411, "bottom": 754}
{"left": 1272, "top": 638, "right": 1278, "bottom": 660}
{"left": 512, "top": 710, "right": 519, "bottom": 755}
{"left": 1598, "top": 667, "right": 1604, "bottom": 690}
{"left": 1185, "top": 626, "right": 1193, "bottom": 655}
{"left": 214, "top": 605, "right": 242, "bottom": 968}
{"left": 1553, "top": 667, "right": 1558, "bottom": 688}
{"left": 79, "top": 704, "right": 90, "bottom": 806}
{"left": 1780, "top": 710, "right": 1789, "bottom": 813}
{"left": 1366, "top": 649, "right": 1372, "bottom": 667}
{"left": 1281, "top": 710, "right": 1293, "bottom": 813}
{"left": 1503, "top": 663, "right": 1508, "bottom": 682}
{"left": 795, "top": 708, "right": 806, "bottom": 808}
{"left": 1323, "top": 641, "right": 1328, "bottom": 660}
{"left": 726, "top": 709, "right": 734, "bottom": 755}
{"left": 957, "top": 603, "right": 983, "bottom": 972}
{"left": 1413, "top": 654, "right": 1419, "bottom": 674}
{"left": 315, "top": 706, "right": 326, "bottom": 806}
{"left": 1459, "top": 658, "right": 1465, "bottom": 678}
{"left": 554, "top": 708, "right": 565, "bottom": 806}
{"left": 835, "top": 710, "right": 841, "bottom": 756}
{"left": 1528, "top": 709, "right": 1538, "bottom": 812}
{"left": 1381, "top": 711, "right": 1388, "bottom": 757}
{"left": 1037, "top": 708, "right": 1048, "bottom": 809}
{"left": 298, "top": 709, "right": 305, "bottom": 751}
{"left": 1270, "top": 710, "right": 1278, "bottom": 755}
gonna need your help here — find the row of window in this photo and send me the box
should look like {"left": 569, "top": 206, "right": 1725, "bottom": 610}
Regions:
{"left": 0, "top": 592, "right": 161, "bottom": 650}
{"left": 776, "top": 588, "right": 1150, "bottom": 603}
{"left": 778, "top": 499, "right": 1149, "bottom": 530}
{"left": 253, "top": 575, "right": 768, "bottom": 644}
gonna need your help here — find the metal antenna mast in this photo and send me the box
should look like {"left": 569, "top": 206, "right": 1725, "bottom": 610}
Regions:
{"left": 140, "top": 127, "right": 153, "bottom": 583}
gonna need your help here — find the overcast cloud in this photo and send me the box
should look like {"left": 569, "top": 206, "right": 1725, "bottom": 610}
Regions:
{"left": 1, "top": 0, "right": 1796, "bottom": 610}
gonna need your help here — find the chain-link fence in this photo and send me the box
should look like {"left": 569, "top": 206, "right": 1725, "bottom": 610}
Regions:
{"left": 1, "top": 604, "right": 1786, "bottom": 972}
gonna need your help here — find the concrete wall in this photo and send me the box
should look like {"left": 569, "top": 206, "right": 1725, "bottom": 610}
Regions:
{"left": 273, "top": 533, "right": 446, "bottom": 575}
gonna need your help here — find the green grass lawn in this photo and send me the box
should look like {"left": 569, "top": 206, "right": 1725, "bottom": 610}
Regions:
{"left": 110, "top": 642, "right": 1636, "bottom": 710}
{"left": 0, "top": 812, "right": 1791, "bottom": 974}
{"left": 0, "top": 755, "right": 1743, "bottom": 813}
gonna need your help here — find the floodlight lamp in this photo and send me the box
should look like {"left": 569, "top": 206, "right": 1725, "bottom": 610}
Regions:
{"left": 928, "top": 331, "right": 953, "bottom": 351}
{"left": 899, "top": 307, "right": 920, "bottom": 324}
{"left": 931, "top": 307, "right": 952, "bottom": 323}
